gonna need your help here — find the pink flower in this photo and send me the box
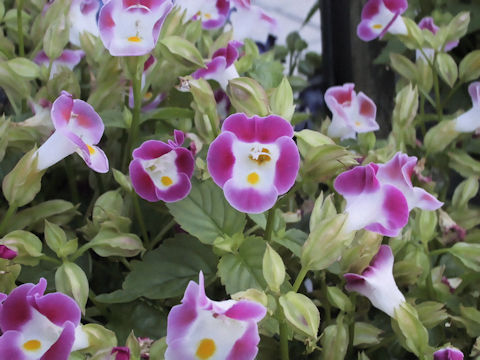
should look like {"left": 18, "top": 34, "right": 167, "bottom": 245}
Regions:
{"left": 34, "top": 50, "right": 85, "bottom": 79}
{"left": 112, "top": 346, "right": 131, "bottom": 360}
{"left": 357, "top": 0, "right": 408, "bottom": 42}
{"left": 454, "top": 82, "right": 480, "bottom": 133}
{"left": 334, "top": 152, "right": 442, "bottom": 236}
{"left": 416, "top": 17, "right": 459, "bottom": 62}
{"left": 98, "top": 0, "right": 173, "bottom": 56}
{"left": 0, "top": 278, "right": 89, "bottom": 360}
{"left": 166, "top": 272, "right": 266, "bottom": 360}
{"left": 434, "top": 347, "right": 464, "bottom": 360}
{"left": 192, "top": 41, "right": 242, "bottom": 90}
{"left": 230, "top": 0, "right": 277, "bottom": 42}
{"left": 175, "top": 0, "right": 230, "bottom": 29}
{"left": 68, "top": 0, "right": 101, "bottom": 46}
{"left": 0, "top": 245, "right": 17, "bottom": 260}
{"left": 344, "top": 245, "right": 405, "bottom": 317}
{"left": 207, "top": 113, "right": 299, "bottom": 214}
{"left": 36, "top": 91, "right": 109, "bottom": 173}
{"left": 325, "top": 83, "right": 378, "bottom": 140}
{"left": 129, "top": 130, "right": 195, "bottom": 202}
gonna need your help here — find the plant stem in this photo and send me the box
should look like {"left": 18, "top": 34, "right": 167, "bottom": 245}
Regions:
{"left": 132, "top": 193, "right": 149, "bottom": 245}
{"left": 40, "top": 255, "right": 62, "bottom": 265}
{"left": 0, "top": 203, "right": 18, "bottom": 236}
{"left": 292, "top": 266, "right": 309, "bottom": 292}
{"left": 64, "top": 158, "right": 80, "bottom": 204}
{"left": 264, "top": 207, "right": 276, "bottom": 242}
{"left": 431, "top": 55, "right": 443, "bottom": 120}
{"left": 149, "top": 219, "right": 176, "bottom": 249}
{"left": 278, "top": 308, "right": 290, "bottom": 360}
{"left": 71, "top": 243, "right": 92, "bottom": 262}
{"left": 17, "top": 0, "right": 25, "bottom": 57}
{"left": 122, "top": 56, "right": 144, "bottom": 172}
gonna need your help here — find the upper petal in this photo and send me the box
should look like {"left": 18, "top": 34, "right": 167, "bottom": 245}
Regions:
{"left": 273, "top": 137, "right": 299, "bottom": 195}
{"left": 222, "top": 114, "right": 294, "bottom": 143}
{"left": 129, "top": 159, "right": 159, "bottom": 202}
{"left": 28, "top": 292, "right": 81, "bottom": 328}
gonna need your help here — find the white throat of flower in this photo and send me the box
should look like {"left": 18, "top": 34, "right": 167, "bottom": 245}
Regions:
{"left": 141, "top": 151, "right": 179, "bottom": 190}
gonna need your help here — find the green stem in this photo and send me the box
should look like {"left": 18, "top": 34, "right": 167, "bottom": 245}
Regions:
{"left": 64, "top": 158, "right": 80, "bottom": 204}
{"left": 429, "top": 248, "right": 449, "bottom": 256}
{"left": 149, "top": 219, "right": 176, "bottom": 249}
{"left": 17, "top": 0, "right": 25, "bottom": 57}
{"left": 120, "top": 257, "right": 132, "bottom": 270}
{"left": 278, "top": 308, "right": 290, "bottom": 360}
{"left": 441, "top": 82, "right": 462, "bottom": 109}
{"left": 431, "top": 55, "right": 443, "bottom": 120}
{"left": 0, "top": 203, "right": 18, "bottom": 236}
{"left": 292, "top": 266, "right": 309, "bottom": 292}
{"left": 71, "top": 243, "right": 92, "bottom": 262}
{"left": 122, "top": 56, "right": 144, "bottom": 172}
{"left": 40, "top": 255, "right": 62, "bottom": 265}
{"left": 132, "top": 193, "right": 149, "bottom": 245}
{"left": 264, "top": 207, "right": 276, "bottom": 243}
{"left": 245, "top": 224, "right": 261, "bottom": 236}
{"left": 320, "top": 271, "right": 331, "bottom": 326}
{"left": 47, "top": 59, "right": 54, "bottom": 83}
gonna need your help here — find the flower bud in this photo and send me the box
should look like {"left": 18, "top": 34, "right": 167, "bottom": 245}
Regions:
{"left": 424, "top": 120, "right": 458, "bottom": 154}
{"left": 81, "top": 323, "right": 117, "bottom": 356}
{"left": 262, "top": 244, "right": 285, "bottom": 293}
{"left": 89, "top": 225, "right": 145, "bottom": 258}
{"left": 295, "top": 129, "right": 334, "bottom": 156}
{"left": 43, "top": 15, "right": 69, "bottom": 60}
{"left": 446, "top": 12, "right": 470, "bottom": 45}
{"left": 392, "top": 84, "right": 418, "bottom": 128}
{"left": 434, "top": 347, "right": 464, "bottom": 360}
{"left": 2, "top": 147, "right": 45, "bottom": 207}
{"left": 0, "top": 230, "right": 43, "bottom": 266}
{"left": 227, "top": 77, "right": 269, "bottom": 117}
{"left": 327, "top": 286, "right": 353, "bottom": 312}
{"left": 279, "top": 291, "right": 320, "bottom": 338}
{"left": 459, "top": 50, "right": 480, "bottom": 83}
{"left": 452, "top": 176, "right": 479, "bottom": 209}
{"left": 436, "top": 53, "right": 458, "bottom": 88}
{"left": 55, "top": 261, "right": 89, "bottom": 313}
{"left": 320, "top": 316, "right": 349, "bottom": 359}
{"left": 270, "top": 77, "right": 295, "bottom": 121}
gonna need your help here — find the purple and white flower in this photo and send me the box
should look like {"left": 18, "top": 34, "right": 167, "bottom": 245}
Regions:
{"left": 416, "top": 17, "right": 459, "bottom": 62}
{"left": 0, "top": 245, "right": 17, "bottom": 260}
{"left": 175, "top": 0, "right": 230, "bottom": 29}
{"left": 334, "top": 152, "right": 442, "bottom": 236}
{"left": 0, "top": 278, "right": 89, "bottom": 360}
{"left": 111, "top": 346, "right": 131, "bottom": 360}
{"left": 344, "top": 245, "right": 405, "bottom": 317}
{"left": 454, "top": 82, "right": 480, "bottom": 133}
{"left": 129, "top": 130, "right": 195, "bottom": 202}
{"left": 434, "top": 347, "right": 464, "bottom": 360}
{"left": 207, "top": 113, "right": 300, "bottom": 214}
{"left": 36, "top": 91, "right": 109, "bottom": 173}
{"left": 357, "top": 0, "right": 408, "bottom": 42}
{"left": 34, "top": 50, "right": 85, "bottom": 79}
{"left": 192, "top": 41, "right": 242, "bottom": 90}
{"left": 325, "top": 83, "right": 378, "bottom": 140}
{"left": 230, "top": 0, "right": 277, "bottom": 42}
{"left": 98, "top": 0, "right": 173, "bottom": 56}
{"left": 68, "top": 0, "right": 101, "bottom": 47}
{"left": 166, "top": 272, "right": 266, "bottom": 360}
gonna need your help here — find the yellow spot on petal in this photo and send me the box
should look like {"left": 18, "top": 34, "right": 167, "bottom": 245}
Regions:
{"left": 196, "top": 338, "right": 216, "bottom": 359}
{"left": 144, "top": 92, "right": 153, "bottom": 100}
{"left": 128, "top": 36, "right": 142, "bottom": 42}
{"left": 355, "top": 121, "right": 361, "bottom": 126}
{"left": 87, "top": 144, "right": 95, "bottom": 154}
{"left": 247, "top": 172, "right": 260, "bottom": 185}
{"left": 372, "top": 24, "right": 383, "bottom": 29}
{"left": 23, "top": 340, "right": 41, "bottom": 351}
{"left": 204, "top": 13, "right": 212, "bottom": 19}
{"left": 161, "top": 176, "right": 173, "bottom": 186}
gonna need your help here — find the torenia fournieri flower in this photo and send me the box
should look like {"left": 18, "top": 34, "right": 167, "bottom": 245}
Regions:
{"left": 36, "top": 91, "right": 109, "bottom": 173}
{"left": 98, "top": 0, "right": 173, "bottom": 56}
{"left": 0, "top": 245, "right": 17, "bottom": 260}
{"left": 68, "top": 0, "right": 101, "bottom": 47}
{"left": 129, "top": 130, "right": 195, "bottom": 202}
{"left": 416, "top": 17, "right": 459, "bottom": 62}
{"left": 207, "top": 113, "right": 299, "bottom": 214}
{"left": 357, "top": 0, "right": 408, "bottom": 41}
{"left": 334, "top": 152, "right": 442, "bottom": 236}
{"left": 344, "top": 245, "right": 405, "bottom": 317}
{"left": 166, "top": 272, "right": 266, "bottom": 360}
{"left": 230, "top": 0, "right": 277, "bottom": 42}
{"left": 454, "top": 82, "right": 480, "bottom": 133}
{"left": 0, "top": 278, "right": 89, "bottom": 360}
{"left": 192, "top": 41, "right": 242, "bottom": 90}
{"left": 34, "top": 50, "right": 85, "bottom": 79}
{"left": 434, "top": 347, "right": 464, "bottom": 360}
{"left": 111, "top": 346, "right": 131, "bottom": 360}
{"left": 325, "top": 83, "right": 378, "bottom": 140}
{"left": 175, "top": 0, "right": 230, "bottom": 29}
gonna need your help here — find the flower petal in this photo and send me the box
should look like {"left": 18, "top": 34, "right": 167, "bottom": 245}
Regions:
{"left": 40, "top": 321, "right": 76, "bottom": 360}
{"left": 129, "top": 159, "right": 158, "bottom": 202}
{"left": 222, "top": 114, "right": 294, "bottom": 143}
{"left": 154, "top": 172, "right": 192, "bottom": 202}
{"left": 0, "top": 331, "right": 27, "bottom": 360}
{"left": 223, "top": 179, "right": 278, "bottom": 213}
{"left": 207, "top": 131, "right": 236, "bottom": 187}
{"left": 273, "top": 137, "right": 299, "bottom": 195}
{"left": 132, "top": 139, "right": 173, "bottom": 160}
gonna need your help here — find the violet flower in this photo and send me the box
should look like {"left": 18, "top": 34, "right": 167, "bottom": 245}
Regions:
{"left": 344, "top": 245, "right": 405, "bottom": 317}
{"left": 166, "top": 272, "right": 266, "bottom": 360}
{"left": 207, "top": 113, "right": 299, "bottom": 214}
{"left": 434, "top": 347, "right": 464, "bottom": 360}
{"left": 230, "top": 0, "right": 277, "bottom": 42}
{"left": 192, "top": 41, "right": 242, "bottom": 90}
{"left": 36, "top": 91, "right": 109, "bottom": 173}
{"left": 0, "top": 245, "right": 17, "bottom": 260}
{"left": 325, "top": 83, "right": 379, "bottom": 140}
{"left": 34, "top": 50, "right": 85, "bottom": 79}
{"left": 68, "top": 0, "right": 101, "bottom": 47}
{"left": 416, "top": 17, "right": 459, "bottom": 62}
{"left": 111, "top": 346, "right": 131, "bottom": 360}
{"left": 357, "top": 0, "right": 408, "bottom": 42}
{"left": 454, "top": 82, "right": 480, "bottom": 133}
{"left": 129, "top": 130, "right": 195, "bottom": 202}
{"left": 334, "top": 152, "right": 442, "bottom": 236}
{"left": 0, "top": 278, "right": 89, "bottom": 360}
{"left": 175, "top": 0, "right": 230, "bottom": 29}
{"left": 98, "top": 0, "right": 173, "bottom": 56}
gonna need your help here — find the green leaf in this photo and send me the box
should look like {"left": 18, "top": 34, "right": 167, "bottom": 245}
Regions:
{"left": 459, "top": 50, "right": 480, "bottom": 82}
{"left": 44, "top": 220, "right": 67, "bottom": 255}
{"left": 272, "top": 229, "right": 307, "bottom": 258}
{"left": 320, "top": 316, "right": 348, "bottom": 360}
{"left": 159, "top": 36, "right": 205, "bottom": 68}
{"left": 448, "top": 151, "right": 480, "bottom": 177}
{"left": 353, "top": 322, "right": 383, "bottom": 347}
{"left": 7, "top": 58, "right": 40, "bottom": 79}
{"left": 218, "top": 237, "right": 266, "bottom": 294}
{"left": 55, "top": 262, "right": 89, "bottom": 313}
{"left": 96, "top": 235, "right": 218, "bottom": 303}
{"left": 166, "top": 180, "right": 246, "bottom": 245}
{"left": 390, "top": 53, "right": 417, "bottom": 82}
{"left": 449, "top": 242, "right": 480, "bottom": 271}
{"left": 436, "top": 53, "right": 458, "bottom": 88}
